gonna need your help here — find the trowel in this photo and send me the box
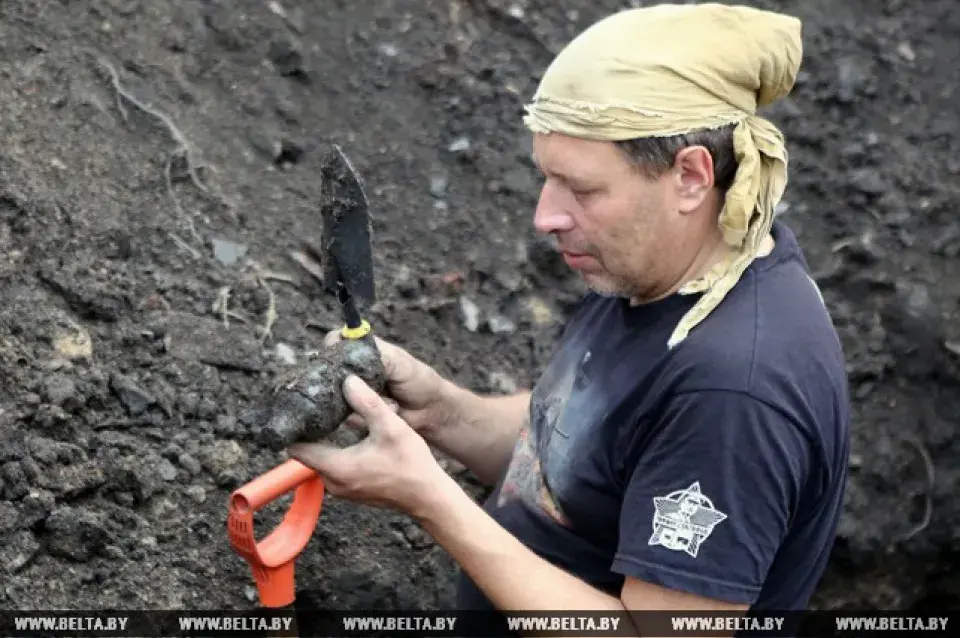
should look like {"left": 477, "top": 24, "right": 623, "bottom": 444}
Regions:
{"left": 227, "top": 145, "right": 385, "bottom": 617}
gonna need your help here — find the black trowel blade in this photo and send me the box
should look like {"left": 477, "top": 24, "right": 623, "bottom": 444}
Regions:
{"left": 318, "top": 145, "right": 376, "bottom": 310}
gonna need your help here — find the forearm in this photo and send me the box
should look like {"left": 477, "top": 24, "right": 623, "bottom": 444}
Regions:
{"left": 423, "top": 383, "right": 529, "bottom": 485}
{"left": 419, "top": 472, "right": 627, "bottom": 614}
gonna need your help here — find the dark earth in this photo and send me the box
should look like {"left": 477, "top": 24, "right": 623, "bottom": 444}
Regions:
{"left": 0, "top": 0, "right": 958, "bottom": 616}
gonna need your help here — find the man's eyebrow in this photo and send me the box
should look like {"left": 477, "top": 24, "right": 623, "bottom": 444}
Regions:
{"left": 531, "top": 156, "right": 588, "bottom": 184}
{"left": 547, "top": 168, "right": 595, "bottom": 187}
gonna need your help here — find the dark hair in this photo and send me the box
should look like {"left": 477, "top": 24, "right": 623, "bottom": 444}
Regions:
{"left": 614, "top": 124, "right": 738, "bottom": 193}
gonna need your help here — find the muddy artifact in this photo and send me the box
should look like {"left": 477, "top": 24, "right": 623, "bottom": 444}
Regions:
{"left": 259, "top": 336, "right": 386, "bottom": 449}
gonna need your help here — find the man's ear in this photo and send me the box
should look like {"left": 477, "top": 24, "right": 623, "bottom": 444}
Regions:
{"left": 673, "top": 146, "right": 715, "bottom": 213}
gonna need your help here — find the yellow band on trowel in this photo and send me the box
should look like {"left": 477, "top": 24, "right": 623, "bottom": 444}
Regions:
{"left": 522, "top": 3, "right": 803, "bottom": 348}
{"left": 341, "top": 320, "right": 371, "bottom": 340}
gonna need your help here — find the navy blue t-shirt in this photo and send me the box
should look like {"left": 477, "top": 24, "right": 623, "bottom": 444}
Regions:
{"left": 456, "top": 220, "right": 850, "bottom": 613}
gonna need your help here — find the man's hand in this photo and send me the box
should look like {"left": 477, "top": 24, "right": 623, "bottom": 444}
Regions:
{"left": 322, "top": 330, "right": 530, "bottom": 485}
{"left": 324, "top": 331, "right": 454, "bottom": 435}
{"left": 287, "top": 374, "right": 450, "bottom": 519}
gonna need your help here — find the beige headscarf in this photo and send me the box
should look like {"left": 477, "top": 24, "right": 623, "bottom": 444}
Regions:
{"left": 523, "top": 3, "right": 803, "bottom": 348}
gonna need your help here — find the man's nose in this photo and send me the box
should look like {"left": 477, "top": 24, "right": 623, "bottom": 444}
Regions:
{"left": 533, "top": 181, "right": 576, "bottom": 235}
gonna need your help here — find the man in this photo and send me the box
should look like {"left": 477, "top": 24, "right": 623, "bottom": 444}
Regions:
{"left": 290, "top": 1, "right": 850, "bottom": 626}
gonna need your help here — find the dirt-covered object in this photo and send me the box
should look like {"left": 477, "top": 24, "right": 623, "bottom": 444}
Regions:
{"left": 248, "top": 337, "right": 387, "bottom": 450}
{"left": 0, "top": 0, "right": 957, "bottom": 614}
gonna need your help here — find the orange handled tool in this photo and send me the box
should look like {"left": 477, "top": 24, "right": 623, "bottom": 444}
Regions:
{"left": 227, "top": 459, "right": 325, "bottom": 608}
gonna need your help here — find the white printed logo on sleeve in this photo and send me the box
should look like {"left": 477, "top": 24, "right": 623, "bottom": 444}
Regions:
{"left": 648, "top": 482, "right": 727, "bottom": 558}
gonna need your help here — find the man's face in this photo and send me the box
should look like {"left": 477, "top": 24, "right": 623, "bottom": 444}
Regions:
{"left": 531, "top": 132, "right": 716, "bottom": 302}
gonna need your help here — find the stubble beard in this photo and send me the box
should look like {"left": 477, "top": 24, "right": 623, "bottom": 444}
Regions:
{"left": 570, "top": 249, "right": 648, "bottom": 301}
{"left": 580, "top": 270, "right": 640, "bottom": 300}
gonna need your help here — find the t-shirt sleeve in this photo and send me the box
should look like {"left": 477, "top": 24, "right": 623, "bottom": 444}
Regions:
{"left": 611, "top": 389, "right": 811, "bottom": 605}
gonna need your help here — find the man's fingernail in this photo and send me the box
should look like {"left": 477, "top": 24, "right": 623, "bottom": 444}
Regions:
{"left": 344, "top": 374, "right": 366, "bottom": 393}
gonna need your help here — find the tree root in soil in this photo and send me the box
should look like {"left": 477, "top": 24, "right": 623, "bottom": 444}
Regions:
{"left": 92, "top": 54, "right": 234, "bottom": 253}
{"left": 211, "top": 262, "right": 296, "bottom": 344}
{"left": 899, "top": 435, "right": 936, "bottom": 543}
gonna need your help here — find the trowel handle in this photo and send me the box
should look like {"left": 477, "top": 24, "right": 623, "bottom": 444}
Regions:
{"left": 227, "top": 459, "right": 325, "bottom": 608}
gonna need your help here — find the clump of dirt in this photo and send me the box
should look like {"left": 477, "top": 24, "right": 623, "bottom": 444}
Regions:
{"left": 0, "top": 0, "right": 957, "bottom": 613}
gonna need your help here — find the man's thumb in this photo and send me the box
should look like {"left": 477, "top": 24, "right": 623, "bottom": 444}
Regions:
{"left": 343, "top": 375, "right": 391, "bottom": 426}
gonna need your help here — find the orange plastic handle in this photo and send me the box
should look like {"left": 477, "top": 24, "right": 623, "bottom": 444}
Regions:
{"left": 227, "top": 458, "right": 324, "bottom": 607}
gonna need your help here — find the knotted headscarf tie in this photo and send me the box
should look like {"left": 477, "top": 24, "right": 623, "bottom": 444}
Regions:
{"left": 523, "top": 3, "right": 803, "bottom": 348}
